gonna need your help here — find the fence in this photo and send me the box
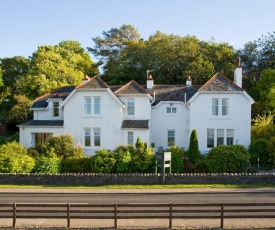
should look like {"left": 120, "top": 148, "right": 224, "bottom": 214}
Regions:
{"left": 1, "top": 202, "right": 275, "bottom": 228}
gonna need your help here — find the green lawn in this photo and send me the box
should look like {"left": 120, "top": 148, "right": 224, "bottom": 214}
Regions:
{"left": 0, "top": 184, "right": 274, "bottom": 189}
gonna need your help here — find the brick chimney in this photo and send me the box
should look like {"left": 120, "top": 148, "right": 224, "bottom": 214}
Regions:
{"left": 234, "top": 57, "right": 242, "bottom": 88}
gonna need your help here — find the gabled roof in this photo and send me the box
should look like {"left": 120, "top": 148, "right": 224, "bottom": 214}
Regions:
{"left": 31, "top": 86, "right": 75, "bottom": 109}
{"left": 114, "top": 80, "right": 148, "bottom": 95}
{"left": 199, "top": 73, "right": 243, "bottom": 92}
{"left": 147, "top": 85, "right": 200, "bottom": 106}
{"left": 77, "top": 76, "right": 109, "bottom": 89}
{"left": 18, "top": 119, "right": 64, "bottom": 127}
{"left": 121, "top": 120, "right": 149, "bottom": 129}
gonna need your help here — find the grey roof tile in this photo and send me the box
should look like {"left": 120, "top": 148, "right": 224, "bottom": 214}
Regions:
{"left": 19, "top": 120, "right": 64, "bottom": 126}
{"left": 77, "top": 76, "right": 109, "bottom": 89}
{"left": 121, "top": 120, "right": 149, "bottom": 129}
{"left": 114, "top": 80, "right": 148, "bottom": 94}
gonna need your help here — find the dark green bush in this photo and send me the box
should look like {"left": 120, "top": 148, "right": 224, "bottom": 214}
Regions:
{"left": 113, "top": 145, "right": 132, "bottom": 173}
{"left": 205, "top": 145, "right": 250, "bottom": 173}
{"left": 170, "top": 146, "right": 184, "bottom": 173}
{"left": 61, "top": 157, "right": 93, "bottom": 173}
{"left": 91, "top": 149, "right": 116, "bottom": 173}
{"left": 248, "top": 138, "right": 270, "bottom": 169}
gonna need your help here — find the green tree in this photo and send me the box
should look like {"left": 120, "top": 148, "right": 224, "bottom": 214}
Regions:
{"left": 205, "top": 145, "right": 250, "bottom": 173}
{"left": 8, "top": 94, "right": 32, "bottom": 123}
{"left": 113, "top": 145, "right": 132, "bottom": 173}
{"left": 19, "top": 40, "right": 98, "bottom": 99}
{"left": 187, "top": 129, "right": 201, "bottom": 163}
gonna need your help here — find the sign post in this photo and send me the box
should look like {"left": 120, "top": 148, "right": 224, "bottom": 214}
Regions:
{"left": 155, "top": 151, "right": 171, "bottom": 184}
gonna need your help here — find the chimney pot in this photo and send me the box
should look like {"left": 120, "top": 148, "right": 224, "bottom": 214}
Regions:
{"left": 186, "top": 75, "right": 192, "bottom": 86}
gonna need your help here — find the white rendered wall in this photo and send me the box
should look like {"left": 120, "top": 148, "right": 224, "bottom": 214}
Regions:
{"left": 63, "top": 90, "right": 124, "bottom": 156}
{"left": 189, "top": 93, "right": 252, "bottom": 154}
{"left": 33, "top": 100, "right": 64, "bottom": 120}
{"left": 151, "top": 102, "right": 189, "bottom": 150}
{"left": 19, "top": 126, "right": 64, "bottom": 148}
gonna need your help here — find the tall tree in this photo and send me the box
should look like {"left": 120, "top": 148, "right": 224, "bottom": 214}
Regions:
{"left": 88, "top": 24, "right": 141, "bottom": 80}
{"left": 0, "top": 56, "right": 30, "bottom": 96}
{"left": 18, "top": 40, "right": 98, "bottom": 99}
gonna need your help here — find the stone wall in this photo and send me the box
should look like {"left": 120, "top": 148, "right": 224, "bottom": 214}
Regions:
{"left": 0, "top": 173, "right": 275, "bottom": 185}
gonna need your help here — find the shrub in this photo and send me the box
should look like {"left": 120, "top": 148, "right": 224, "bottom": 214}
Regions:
{"left": 187, "top": 129, "right": 201, "bottom": 163}
{"left": 27, "top": 147, "right": 40, "bottom": 159}
{"left": 32, "top": 156, "right": 61, "bottom": 174}
{"left": 0, "top": 142, "right": 35, "bottom": 173}
{"left": 130, "top": 138, "right": 155, "bottom": 173}
{"left": 61, "top": 157, "right": 93, "bottom": 173}
{"left": 91, "top": 149, "right": 116, "bottom": 173}
{"left": 170, "top": 146, "right": 184, "bottom": 173}
{"left": 42, "top": 134, "right": 84, "bottom": 159}
{"left": 205, "top": 145, "right": 250, "bottom": 173}
{"left": 113, "top": 145, "right": 132, "bottom": 173}
{"left": 248, "top": 138, "right": 270, "bottom": 169}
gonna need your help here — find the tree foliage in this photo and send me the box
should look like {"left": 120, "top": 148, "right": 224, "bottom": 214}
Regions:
{"left": 0, "top": 142, "right": 35, "bottom": 173}
{"left": 42, "top": 134, "right": 84, "bottom": 159}
{"left": 19, "top": 40, "right": 98, "bottom": 99}
{"left": 205, "top": 145, "right": 250, "bottom": 173}
{"left": 8, "top": 94, "right": 32, "bottom": 123}
{"left": 248, "top": 138, "right": 270, "bottom": 169}
{"left": 187, "top": 129, "right": 201, "bottom": 163}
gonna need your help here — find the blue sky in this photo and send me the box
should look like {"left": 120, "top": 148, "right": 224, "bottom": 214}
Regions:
{"left": 1, "top": 0, "right": 275, "bottom": 60}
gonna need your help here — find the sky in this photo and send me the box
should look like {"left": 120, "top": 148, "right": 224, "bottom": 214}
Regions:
{"left": 1, "top": 0, "right": 275, "bottom": 61}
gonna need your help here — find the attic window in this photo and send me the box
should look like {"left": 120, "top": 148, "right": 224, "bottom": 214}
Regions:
{"left": 167, "top": 107, "right": 177, "bottom": 114}
{"left": 53, "top": 102, "right": 59, "bottom": 117}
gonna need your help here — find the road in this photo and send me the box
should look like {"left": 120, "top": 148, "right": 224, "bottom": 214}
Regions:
{"left": 1, "top": 188, "right": 275, "bottom": 229}
{"left": 1, "top": 188, "right": 275, "bottom": 204}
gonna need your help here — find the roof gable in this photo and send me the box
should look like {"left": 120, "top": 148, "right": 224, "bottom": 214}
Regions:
{"left": 77, "top": 76, "right": 109, "bottom": 89}
{"left": 199, "top": 73, "right": 243, "bottom": 92}
{"left": 31, "top": 86, "right": 75, "bottom": 109}
{"left": 114, "top": 80, "right": 148, "bottom": 95}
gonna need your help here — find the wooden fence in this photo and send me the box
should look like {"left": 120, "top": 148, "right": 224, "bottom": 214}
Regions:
{"left": 1, "top": 202, "right": 275, "bottom": 228}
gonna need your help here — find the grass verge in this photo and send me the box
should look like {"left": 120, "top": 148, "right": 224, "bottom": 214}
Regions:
{"left": 0, "top": 184, "right": 274, "bottom": 189}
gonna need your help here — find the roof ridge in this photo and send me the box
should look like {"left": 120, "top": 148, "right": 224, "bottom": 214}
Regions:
{"left": 114, "top": 80, "right": 148, "bottom": 94}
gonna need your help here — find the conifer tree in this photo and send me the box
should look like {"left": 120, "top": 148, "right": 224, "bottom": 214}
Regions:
{"left": 187, "top": 129, "right": 201, "bottom": 163}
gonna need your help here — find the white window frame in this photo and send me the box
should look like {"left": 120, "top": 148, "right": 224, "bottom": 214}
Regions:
{"left": 226, "top": 129, "right": 234, "bottom": 145}
{"left": 127, "top": 98, "right": 135, "bottom": 116}
{"left": 212, "top": 98, "right": 219, "bottom": 116}
{"left": 84, "top": 97, "right": 91, "bottom": 115}
{"left": 84, "top": 127, "right": 91, "bottom": 147}
{"left": 94, "top": 128, "right": 101, "bottom": 147}
{"left": 207, "top": 129, "right": 214, "bottom": 148}
{"left": 217, "top": 129, "right": 224, "bottom": 146}
{"left": 53, "top": 101, "right": 60, "bottom": 118}
{"left": 167, "top": 130, "right": 175, "bottom": 147}
{"left": 94, "top": 97, "right": 101, "bottom": 115}
{"left": 167, "top": 107, "right": 177, "bottom": 114}
{"left": 127, "top": 131, "right": 134, "bottom": 145}
{"left": 221, "top": 98, "right": 229, "bottom": 116}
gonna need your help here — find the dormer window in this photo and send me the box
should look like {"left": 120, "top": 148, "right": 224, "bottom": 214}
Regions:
{"left": 167, "top": 107, "right": 177, "bottom": 114}
{"left": 53, "top": 102, "right": 59, "bottom": 117}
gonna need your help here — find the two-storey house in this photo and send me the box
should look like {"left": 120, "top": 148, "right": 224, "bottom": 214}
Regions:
{"left": 19, "top": 61, "right": 254, "bottom": 155}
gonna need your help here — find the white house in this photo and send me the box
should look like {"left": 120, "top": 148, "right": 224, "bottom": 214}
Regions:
{"left": 19, "top": 60, "right": 254, "bottom": 155}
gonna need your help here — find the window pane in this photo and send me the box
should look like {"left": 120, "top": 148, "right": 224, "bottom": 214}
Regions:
{"left": 168, "top": 130, "right": 175, "bottom": 147}
{"left": 217, "top": 129, "right": 224, "bottom": 146}
{"left": 84, "top": 128, "right": 91, "bottom": 147}
{"left": 94, "top": 128, "right": 100, "bottom": 147}
{"left": 207, "top": 129, "right": 214, "bottom": 148}
{"left": 35, "top": 133, "right": 52, "bottom": 148}
{"left": 127, "top": 99, "right": 135, "bottom": 115}
{"left": 94, "top": 97, "right": 101, "bottom": 115}
{"left": 227, "top": 129, "right": 234, "bottom": 145}
{"left": 167, "top": 108, "right": 171, "bottom": 113}
{"left": 85, "top": 97, "right": 91, "bottom": 114}
{"left": 172, "top": 107, "right": 177, "bottom": 113}
{"left": 212, "top": 99, "right": 219, "bottom": 116}
{"left": 53, "top": 102, "right": 59, "bottom": 117}
{"left": 128, "top": 131, "right": 134, "bottom": 145}
{"left": 222, "top": 99, "right": 228, "bottom": 116}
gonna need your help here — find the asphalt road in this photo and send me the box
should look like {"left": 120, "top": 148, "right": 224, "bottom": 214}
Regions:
{"left": 1, "top": 188, "right": 275, "bottom": 229}
{"left": 1, "top": 188, "right": 275, "bottom": 204}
